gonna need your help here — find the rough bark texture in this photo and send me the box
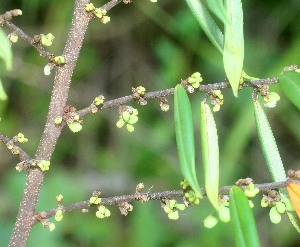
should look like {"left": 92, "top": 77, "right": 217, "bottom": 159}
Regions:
{"left": 8, "top": 1, "right": 91, "bottom": 246}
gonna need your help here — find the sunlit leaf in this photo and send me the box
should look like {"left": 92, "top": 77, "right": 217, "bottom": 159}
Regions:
{"left": 0, "top": 78, "right": 8, "bottom": 101}
{"left": 200, "top": 101, "right": 219, "bottom": 210}
{"left": 174, "top": 84, "right": 202, "bottom": 196}
{"left": 279, "top": 70, "right": 300, "bottom": 111}
{"left": 206, "top": 0, "right": 229, "bottom": 25}
{"left": 0, "top": 28, "right": 12, "bottom": 71}
{"left": 223, "top": 0, "right": 244, "bottom": 97}
{"left": 229, "top": 186, "right": 260, "bottom": 247}
{"left": 185, "top": 0, "right": 224, "bottom": 54}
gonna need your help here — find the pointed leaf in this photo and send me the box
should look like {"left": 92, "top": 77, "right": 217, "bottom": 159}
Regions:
{"left": 253, "top": 100, "right": 300, "bottom": 232}
{"left": 206, "top": 0, "right": 229, "bottom": 25}
{"left": 229, "top": 186, "right": 260, "bottom": 247}
{"left": 0, "top": 28, "right": 12, "bottom": 71}
{"left": 185, "top": 0, "right": 224, "bottom": 54}
{"left": 253, "top": 100, "right": 286, "bottom": 181}
{"left": 174, "top": 84, "right": 202, "bottom": 196}
{"left": 200, "top": 101, "right": 219, "bottom": 210}
{"left": 223, "top": 0, "right": 244, "bottom": 97}
{"left": 279, "top": 71, "right": 300, "bottom": 111}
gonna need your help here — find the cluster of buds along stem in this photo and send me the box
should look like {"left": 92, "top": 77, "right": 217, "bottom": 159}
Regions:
{"left": 209, "top": 90, "right": 224, "bottom": 112}
{"left": 257, "top": 85, "right": 280, "bottom": 108}
{"left": 260, "top": 190, "right": 291, "bottom": 224}
{"left": 8, "top": 33, "right": 18, "bottom": 44}
{"left": 159, "top": 97, "right": 169, "bottom": 112}
{"left": 132, "top": 86, "right": 147, "bottom": 106}
{"left": 180, "top": 179, "right": 201, "bottom": 205}
{"left": 184, "top": 72, "right": 203, "bottom": 93}
{"left": 85, "top": 3, "right": 110, "bottom": 24}
{"left": 60, "top": 105, "right": 83, "bottom": 133}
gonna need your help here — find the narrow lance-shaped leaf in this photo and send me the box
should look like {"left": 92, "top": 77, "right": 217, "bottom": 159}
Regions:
{"left": 253, "top": 100, "right": 300, "bottom": 233}
{"left": 229, "top": 186, "right": 260, "bottom": 247}
{"left": 185, "top": 0, "right": 224, "bottom": 54}
{"left": 174, "top": 85, "right": 202, "bottom": 197}
{"left": 223, "top": 0, "right": 244, "bottom": 97}
{"left": 279, "top": 70, "right": 300, "bottom": 111}
{"left": 200, "top": 101, "right": 219, "bottom": 210}
{"left": 206, "top": 0, "right": 229, "bottom": 25}
{"left": 0, "top": 27, "right": 13, "bottom": 71}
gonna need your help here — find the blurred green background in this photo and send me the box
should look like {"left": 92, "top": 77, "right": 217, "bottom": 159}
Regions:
{"left": 1, "top": 0, "right": 300, "bottom": 246}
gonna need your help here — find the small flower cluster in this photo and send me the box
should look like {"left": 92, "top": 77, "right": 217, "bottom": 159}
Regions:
{"left": 40, "top": 33, "right": 55, "bottom": 47}
{"left": 257, "top": 85, "right": 280, "bottom": 108}
{"left": 261, "top": 190, "right": 291, "bottom": 224}
{"left": 163, "top": 199, "right": 185, "bottom": 220}
{"left": 54, "top": 56, "right": 65, "bottom": 65}
{"left": 6, "top": 133, "right": 28, "bottom": 155}
{"left": 263, "top": 92, "right": 280, "bottom": 108}
{"left": 159, "top": 97, "right": 170, "bottom": 112}
{"left": 58, "top": 105, "right": 83, "bottom": 133}
{"left": 16, "top": 133, "right": 28, "bottom": 143}
{"left": 236, "top": 178, "right": 259, "bottom": 208}
{"left": 8, "top": 33, "right": 18, "bottom": 43}
{"left": 37, "top": 160, "right": 51, "bottom": 171}
{"left": 96, "top": 205, "right": 111, "bottom": 219}
{"left": 132, "top": 86, "right": 147, "bottom": 105}
{"left": 85, "top": 3, "right": 110, "bottom": 24}
{"left": 91, "top": 95, "right": 105, "bottom": 114}
{"left": 210, "top": 90, "right": 224, "bottom": 112}
{"left": 188, "top": 72, "right": 203, "bottom": 89}
{"left": 180, "top": 179, "right": 201, "bottom": 205}
{"left": 116, "top": 107, "right": 139, "bottom": 132}
{"left": 55, "top": 209, "right": 64, "bottom": 222}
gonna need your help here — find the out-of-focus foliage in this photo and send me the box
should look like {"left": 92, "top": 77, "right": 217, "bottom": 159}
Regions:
{"left": 0, "top": 0, "right": 300, "bottom": 246}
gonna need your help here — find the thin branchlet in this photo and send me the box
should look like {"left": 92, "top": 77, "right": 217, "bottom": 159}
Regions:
{"left": 35, "top": 180, "right": 292, "bottom": 222}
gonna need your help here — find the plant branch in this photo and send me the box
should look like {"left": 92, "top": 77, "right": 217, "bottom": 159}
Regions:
{"left": 36, "top": 179, "right": 292, "bottom": 222}
{"left": 8, "top": 0, "right": 92, "bottom": 246}
{"left": 0, "top": 132, "right": 32, "bottom": 162}
{"left": 1, "top": 10, "right": 54, "bottom": 60}
{"left": 78, "top": 76, "right": 279, "bottom": 117}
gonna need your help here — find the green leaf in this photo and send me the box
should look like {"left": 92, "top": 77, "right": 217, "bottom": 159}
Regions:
{"left": 174, "top": 84, "right": 202, "bottom": 197}
{"left": 229, "top": 186, "right": 260, "bottom": 247}
{"left": 185, "top": 0, "right": 224, "bottom": 54}
{"left": 0, "top": 28, "right": 13, "bottom": 71}
{"left": 253, "top": 100, "right": 300, "bottom": 233}
{"left": 200, "top": 101, "right": 219, "bottom": 210}
{"left": 223, "top": 0, "right": 244, "bottom": 97}
{"left": 0, "top": 78, "right": 8, "bottom": 101}
{"left": 206, "top": 0, "right": 229, "bottom": 25}
{"left": 253, "top": 100, "right": 286, "bottom": 181}
{"left": 279, "top": 71, "right": 300, "bottom": 111}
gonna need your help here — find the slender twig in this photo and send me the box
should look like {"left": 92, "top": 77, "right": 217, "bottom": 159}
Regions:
{"left": 36, "top": 180, "right": 292, "bottom": 222}
{"left": 78, "top": 76, "right": 279, "bottom": 117}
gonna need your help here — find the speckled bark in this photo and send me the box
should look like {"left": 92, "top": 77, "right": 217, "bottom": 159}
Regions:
{"left": 8, "top": 1, "right": 91, "bottom": 246}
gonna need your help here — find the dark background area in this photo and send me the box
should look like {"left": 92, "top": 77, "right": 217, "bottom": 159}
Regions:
{"left": 0, "top": 0, "right": 300, "bottom": 246}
